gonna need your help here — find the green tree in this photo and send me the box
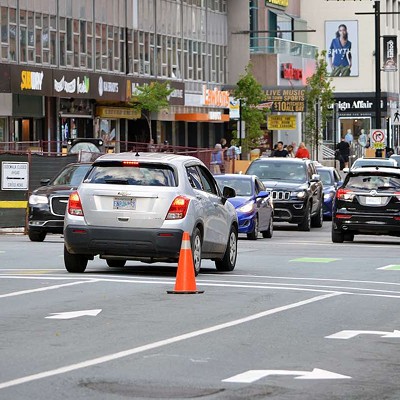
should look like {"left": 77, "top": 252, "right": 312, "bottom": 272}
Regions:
{"left": 129, "top": 81, "right": 174, "bottom": 141}
{"left": 304, "top": 50, "right": 335, "bottom": 159}
{"left": 233, "top": 64, "right": 267, "bottom": 153}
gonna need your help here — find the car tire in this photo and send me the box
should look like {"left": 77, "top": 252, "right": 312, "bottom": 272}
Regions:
{"left": 215, "top": 225, "right": 238, "bottom": 272}
{"left": 298, "top": 204, "right": 311, "bottom": 231}
{"left": 191, "top": 227, "right": 202, "bottom": 276}
{"left": 28, "top": 230, "right": 46, "bottom": 242}
{"left": 332, "top": 227, "right": 344, "bottom": 243}
{"left": 311, "top": 204, "right": 323, "bottom": 228}
{"left": 64, "top": 246, "right": 88, "bottom": 273}
{"left": 262, "top": 216, "right": 273, "bottom": 239}
{"left": 344, "top": 233, "right": 354, "bottom": 242}
{"left": 247, "top": 215, "right": 259, "bottom": 240}
{"left": 106, "top": 259, "right": 126, "bottom": 268}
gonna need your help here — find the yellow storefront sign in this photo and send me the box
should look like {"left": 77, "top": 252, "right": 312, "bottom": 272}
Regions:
{"left": 96, "top": 106, "right": 141, "bottom": 120}
{"left": 265, "top": 0, "right": 289, "bottom": 7}
{"left": 267, "top": 115, "right": 296, "bottom": 130}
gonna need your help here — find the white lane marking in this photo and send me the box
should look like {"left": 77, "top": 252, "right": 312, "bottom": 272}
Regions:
{"left": 0, "top": 292, "right": 342, "bottom": 390}
{"left": 223, "top": 368, "right": 351, "bottom": 383}
{"left": 326, "top": 330, "right": 400, "bottom": 340}
{"left": 0, "top": 280, "right": 98, "bottom": 299}
{"left": 3, "top": 274, "right": 400, "bottom": 298}
{"left": 266, "top": 241, "right": 400, "bottom": 248}
{"left": 45, "top": 309, "right": 102, "bottom": 320}
{"left": 206, "top": 273, "right": 400, "bottom": 288}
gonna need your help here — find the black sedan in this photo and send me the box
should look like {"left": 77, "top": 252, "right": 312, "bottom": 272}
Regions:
{"left": 332, "top": 166, "right": 400, "bottom": 242}
{"left": 27, "top": 163, "right": 91, "bottom": 241}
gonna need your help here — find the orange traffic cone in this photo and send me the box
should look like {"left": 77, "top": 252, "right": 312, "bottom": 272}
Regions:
{"left": 167, "top": 231, "right": 204, "bottom": 294}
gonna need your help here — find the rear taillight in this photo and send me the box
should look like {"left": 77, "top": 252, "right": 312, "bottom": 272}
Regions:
{"left": 166, "top": 196, "right": 190, "bottom": 220}
{"left": 394, "top": 192, "right": 400, "bottom": 201}
{"left": 68, "top": 191, "right": 84, "bottom": 216}
{"left": 336, "top": 188, "right": 355, "bottom": 201}
{"left": 335, "top": 214, "right": 352, "bottom": 219}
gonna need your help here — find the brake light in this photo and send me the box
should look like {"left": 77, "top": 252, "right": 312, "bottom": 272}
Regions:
{"left": 122, "top": 161, "right": 139, "bottom": 166}
{"left": 336, "top": 188, "right": 355, "bottom": 201}
{"left": 68, "top": 191, "right": 84, "bottom": 216}
{"left": 335, "top": 214, "right": 352, "bottom": 219}
{"left": 395, "top": 192, "right": 400, "bottom": 201}
{"left": 166, "top": 196, "right": 190, "bottom": 220}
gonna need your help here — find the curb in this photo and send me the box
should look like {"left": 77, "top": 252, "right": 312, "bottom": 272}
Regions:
{"left": 0, "top": 228, "right": 25, "bottom": 234}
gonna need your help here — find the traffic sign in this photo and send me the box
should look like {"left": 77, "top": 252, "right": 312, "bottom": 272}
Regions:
{"left": 1, "top": 162, "right": 29, "bottom": 190}
{"left": 370, "top": 129, "right": 386, "bottom": 149}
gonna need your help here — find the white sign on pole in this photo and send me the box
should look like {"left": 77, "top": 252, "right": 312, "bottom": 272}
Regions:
{"left": 1, "top": 162, "right": 29, "bottom": 190}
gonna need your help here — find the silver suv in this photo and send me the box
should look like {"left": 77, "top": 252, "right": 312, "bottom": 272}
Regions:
{"left": 63, "top": 152, "right": 238, "bottom": 275}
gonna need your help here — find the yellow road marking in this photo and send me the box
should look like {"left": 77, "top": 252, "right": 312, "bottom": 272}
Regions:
{"left": 0, "top": 201, "right": 28, "bottom": 208}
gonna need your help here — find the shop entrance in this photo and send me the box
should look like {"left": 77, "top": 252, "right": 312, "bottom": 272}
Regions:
{"left": 13, "top": 117, "right": 44, "bottom": 142}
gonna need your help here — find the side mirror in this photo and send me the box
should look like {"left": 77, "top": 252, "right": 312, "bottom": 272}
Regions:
{"left": 257, "top": 190, "right": 270, "bottom": 199}
{"left": 222, "top": 185, "right": 236, "bottom": 200}
{"left": 310, "top": 174, "right": 320, "bottom": 182}
{"left": 40, "top": 178, "right": 51, "bottom": 186}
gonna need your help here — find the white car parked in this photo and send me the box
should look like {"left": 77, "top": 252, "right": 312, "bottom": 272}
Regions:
{"left": 63, "top": 152, "right": 238, "bottom": 275}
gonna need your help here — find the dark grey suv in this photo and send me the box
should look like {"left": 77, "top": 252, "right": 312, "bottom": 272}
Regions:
{"left": 245, "top": 157, "right": 324, "bottom": 231}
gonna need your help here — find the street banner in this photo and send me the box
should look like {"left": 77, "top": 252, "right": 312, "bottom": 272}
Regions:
{"left": 382, "top": 36, "right": 398, "bottom": 72}
{"left": 229, "top": 98, "right": 240, "bottom": 120}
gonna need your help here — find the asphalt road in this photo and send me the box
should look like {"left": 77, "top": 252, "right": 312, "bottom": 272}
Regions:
{"left": 1, "top": 222, "right": 400, "bottom": 400}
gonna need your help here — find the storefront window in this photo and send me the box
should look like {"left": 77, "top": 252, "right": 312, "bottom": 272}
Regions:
{"left": 0, "top": 118, "right": 6, "bottom": 141}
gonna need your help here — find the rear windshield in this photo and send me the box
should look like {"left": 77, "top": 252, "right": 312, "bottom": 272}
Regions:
{"left": 84, "top": 162, "right": 177, "bottom": 186}
{"left": 247, "top": 161, "right": 307, "bottom": 183}
{"left": 51, "top": 165, "right": 91, "bottom": 186}
{"left": 346, "top": 173, "right": 400, "bottom": 191}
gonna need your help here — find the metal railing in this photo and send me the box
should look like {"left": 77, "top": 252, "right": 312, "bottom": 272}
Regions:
{"left": 250, "top": 37, "right": 317, "bottom": 59}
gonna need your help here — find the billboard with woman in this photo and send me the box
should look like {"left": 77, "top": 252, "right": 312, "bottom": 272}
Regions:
{"left": 325, "top": 20, "right": 359, "bottom": 77}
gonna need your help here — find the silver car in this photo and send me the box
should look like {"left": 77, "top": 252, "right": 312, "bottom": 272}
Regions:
{"left": 63, "top": 152, "right": 238, "bottom": 275}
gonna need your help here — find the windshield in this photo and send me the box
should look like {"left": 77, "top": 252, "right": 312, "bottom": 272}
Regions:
{"left": 247, "top": 162, "right": 307, "bottom": 183}
{"left": 215, "top": 178, "right": 253, "bottom": 196}
{"left": 317, "top": 170, "right": 333, "bottom": 186}
{"left": 51, "top": 164, "right": 91, "bottom": 186}
{"left": 353, "top": 159, "right": 396, "bottom": 168}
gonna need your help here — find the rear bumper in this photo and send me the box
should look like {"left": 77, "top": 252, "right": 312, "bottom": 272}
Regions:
{"left": 64, "top": 225, "right": 184, "bottom": 259}
{"left": 333, "top": 214, "right": 400, "bottom": 235}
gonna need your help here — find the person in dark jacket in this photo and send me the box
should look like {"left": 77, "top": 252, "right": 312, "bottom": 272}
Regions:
{"left": 336, "top": 137, "right": 350, "bottom": 170}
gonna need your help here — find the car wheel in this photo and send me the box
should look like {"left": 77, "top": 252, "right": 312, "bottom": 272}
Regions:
{"left": 331, "top": 226, "right": 344, "bottom": 243}
{"left": 215, "top": 225, "right": 238, "bottom": 272}
{"left": 262, "top": 216, "right": 273, "bottom": 238}
{"left": 28, "top": 230, "right": 46, "bottom": 242}
{"left": 311, "top": 204, "right": 323, "bottom": 228}
{"left": 106, "top": 259, "right": 126, "bottom": 268}
{"left": 298, "top": 204, "right": 311, "bottom": 231}
{"left": 64, "top": 246, "right": 88, "bottom": 273}
{"left": 247, "top": 215, "right": 259, "bottom": 240}
{"left": 191, "top": 227, "right": 202, "bottom": 276}
{"left": 344, "top": 233, "right": 354, "bottom": 242}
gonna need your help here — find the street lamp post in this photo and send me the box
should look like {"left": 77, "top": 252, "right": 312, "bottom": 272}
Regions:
{"left": 374, "top": 0, "right": 381, "bottom": 130}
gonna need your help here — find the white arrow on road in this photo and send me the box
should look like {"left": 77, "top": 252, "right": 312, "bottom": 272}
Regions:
{"left": 326, "top": 330, "right": 400, "bottom": 340}
{"left": 222, "top": 368, "right": 351, "bottom": 383}
{"left": 45, "top": 309, "right": 102, "bottom": 320}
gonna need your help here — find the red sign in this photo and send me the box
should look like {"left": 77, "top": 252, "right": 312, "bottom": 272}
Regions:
{"left": 281, "top": 63, "right": 303, "bottom": 81}
{"left": 372, "top": 130, "right": 385, "bottom": 143}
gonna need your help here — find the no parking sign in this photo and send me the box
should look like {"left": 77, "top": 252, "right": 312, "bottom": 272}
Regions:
{"left": 370, "top": 129, "right": 386, "bottom": 149}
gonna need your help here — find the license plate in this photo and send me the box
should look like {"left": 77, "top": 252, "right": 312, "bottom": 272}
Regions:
{"left": 113, "top": 197, "right": 136, "bottom": 210}
{"left": 365, "top": 197, "right": 381, "bottom": 205}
